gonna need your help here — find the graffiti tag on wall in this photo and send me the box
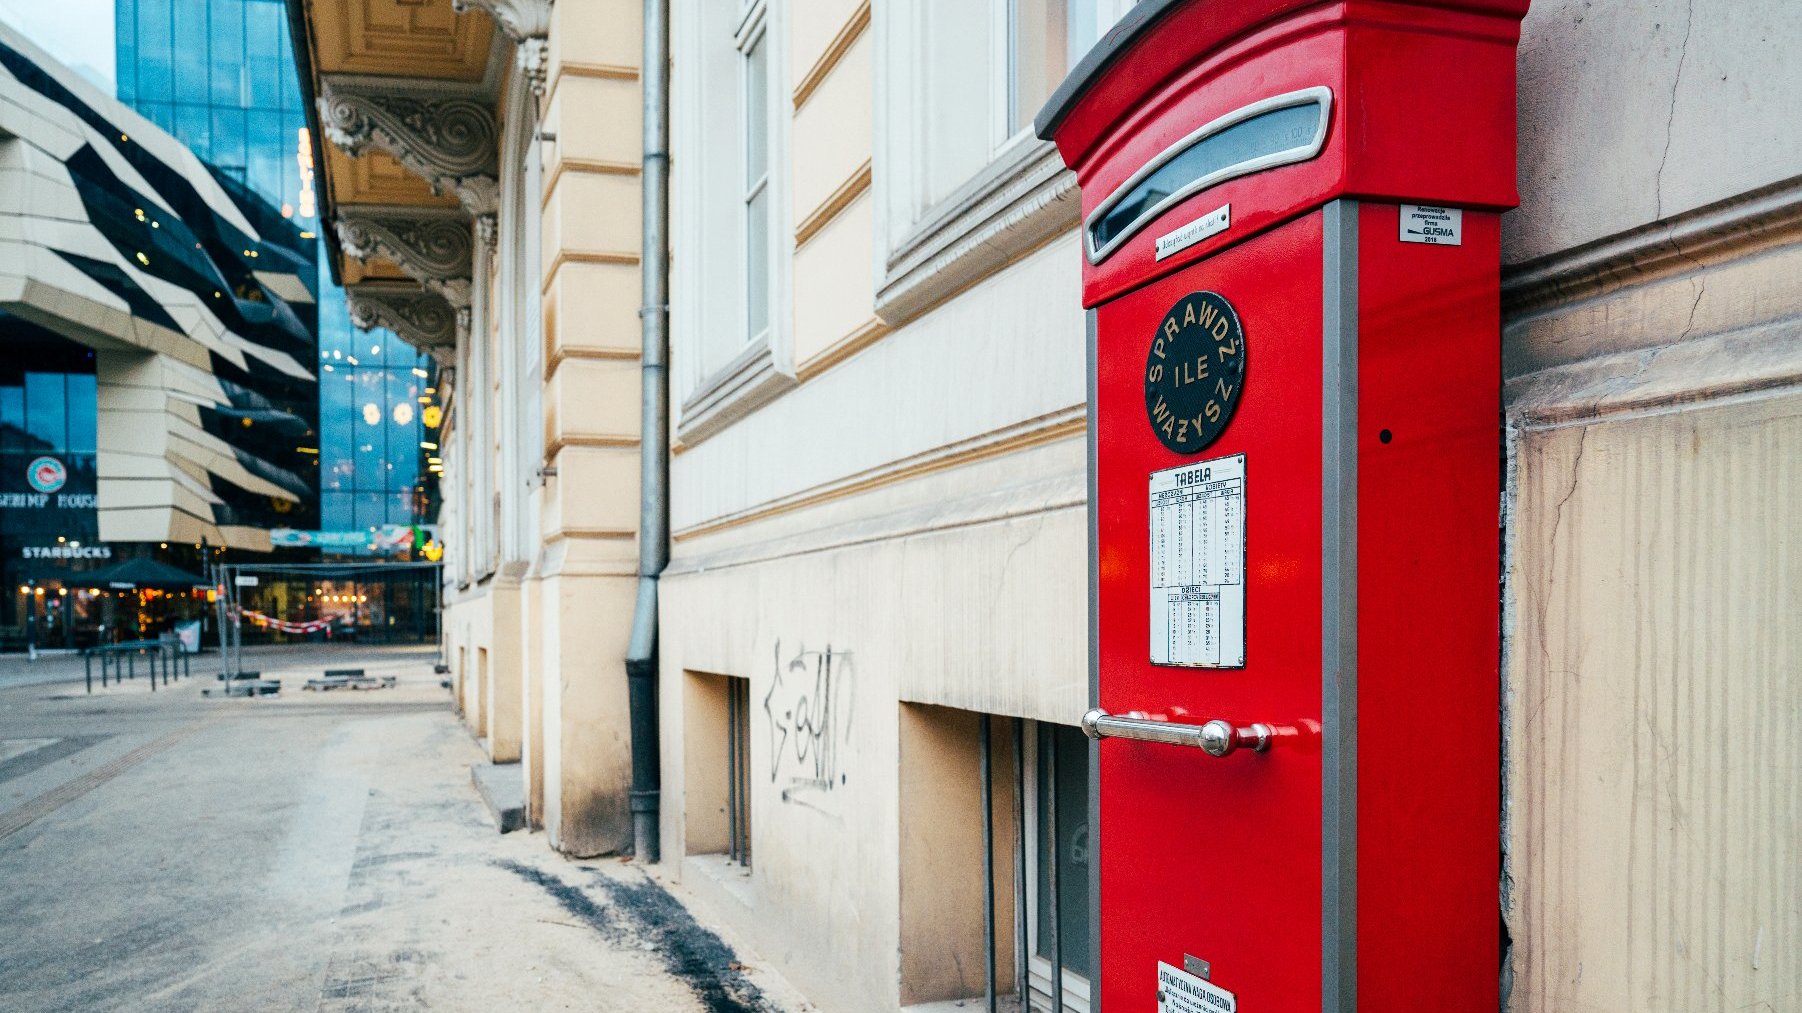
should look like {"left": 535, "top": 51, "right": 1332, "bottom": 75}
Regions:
{"left": 763, "top": 640, "right": 855, "bottom": 803}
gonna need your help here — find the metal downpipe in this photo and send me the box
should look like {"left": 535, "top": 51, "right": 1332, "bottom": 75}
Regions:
{"left": 625, "top": 0, "right": 670, "bottom": 863}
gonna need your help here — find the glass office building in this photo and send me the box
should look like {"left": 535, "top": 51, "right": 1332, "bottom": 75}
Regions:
{"left": 114, "top": 0, "right": 310, "bottom": 217}
{"left": 115, "top": 0, "right": 439, "bottom": 557}
{"left": 318, "top": 323, "right": 440, "bottom": 545}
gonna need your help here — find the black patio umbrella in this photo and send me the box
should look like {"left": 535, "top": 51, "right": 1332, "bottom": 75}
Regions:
{"left": 77, "top": 558, "right": 208, "bottom": 591}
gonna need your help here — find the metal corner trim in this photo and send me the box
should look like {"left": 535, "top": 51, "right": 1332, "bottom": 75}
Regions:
{"left": 1321, "top": 199, "right": 1358, "bottom": 1013}
{"left": 1085, "top": 307, "right": 1104, "bottom": 1012}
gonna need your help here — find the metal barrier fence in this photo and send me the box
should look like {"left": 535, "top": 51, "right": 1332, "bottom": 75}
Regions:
{"left": 83, "top": 637, "right": 190, "bottom": 694}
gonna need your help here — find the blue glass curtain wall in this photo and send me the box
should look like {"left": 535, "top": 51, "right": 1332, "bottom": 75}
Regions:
{"left": 115, "top": 0, "right": 306, "bottom": 211}
{"left": 115, "top": 0, "right": 438, "bottom": 555}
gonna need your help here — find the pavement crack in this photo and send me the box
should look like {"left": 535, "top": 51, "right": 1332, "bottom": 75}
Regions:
{"left": 494, "top": 859, "right": 780, "bottom": 1013}
{"left": 592, "top": 872, "right": 782, "bottom": 1013}
{"left": 493, "top": 859, "right": 624, "bottom": 942}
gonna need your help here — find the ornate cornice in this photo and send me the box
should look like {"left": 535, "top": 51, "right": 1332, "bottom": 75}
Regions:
{"left": 515, "top": 38, "right": 549, "bottom": 96}
{"left": 346, "top": 282, "right": 459, "bottom": 350}
{"left": 335, "top": 206, "right": 473, "bottom": 307}
{"left": 452, "top": 0, "right": 552, "bottom": 95}
{"left": 318, "top": 78, "right": 500, "bottom": 215}
{"left": 451, "top": 0, "right": 550, "bottom": 41}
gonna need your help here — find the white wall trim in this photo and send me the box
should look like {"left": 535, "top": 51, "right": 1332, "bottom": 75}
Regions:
{"left": 676, "top": 336, "right": 796, "bottom": 444}
{"left": 874, "top": 137, "right": 1078, "bottom": 327}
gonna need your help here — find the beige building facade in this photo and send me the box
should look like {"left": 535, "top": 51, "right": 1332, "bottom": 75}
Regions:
{"left": 292, "top": 0, "right": 645, "bottom": 857}
{"left": 290, "top": 0, "right": 1802, "bottom": 1009}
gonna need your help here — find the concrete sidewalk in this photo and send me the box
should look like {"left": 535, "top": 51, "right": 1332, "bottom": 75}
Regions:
{"left": 0, "top": 642, "right": 445, "bottom": 692}
{"left": 0, "top": 648, "right": 811, "bottom": 1012}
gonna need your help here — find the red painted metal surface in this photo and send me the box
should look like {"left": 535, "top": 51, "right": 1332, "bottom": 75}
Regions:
{"left": 1043, "top": 1, "right": 1523, "bottom": 1009}
{"left": 1352, "top": 202, "right": 1501, "bottom": 1010}
{"left": 1095, "top": 211, "right": 1327, "bottom": 1010}
{"left": 1051, "top": 0, "right": 1527, "bottom": 308}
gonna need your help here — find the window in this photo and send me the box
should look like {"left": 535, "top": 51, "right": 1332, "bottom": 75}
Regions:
{"left": 684, "top": 671, "right": 755, "bottom": 871}
{"left": 1028, "top": 722, "right": 1093, "bottom": 1010}
{"left": 173, "top": 1, "right": 208, "bottom": 100}
{"left": 915, "top": 712, "right": 1092, "bottom": 1011}
{"left": 499, "top": 97, "right": 544, "bottom": 564}
{"left": 741, "top": 10, "right": 771, "bottom": 346}
{"left": 872, "top": 0, "right": 1133, "bottom": 325}
{"left": 725, "top": 675, "right": 752, "bottom": 868}
{"left": 315, "top": 293, "right": 435, "bottom": 557}
{"left": 1007, "top": 0, "right": 1122, "bottom": 137}
{"left": 669, "top": 0, "right": 794, "bottom": 442}
{"left": 136, "top": 0, "right": 173, "bottom": 104}
{"left": 208, "top": 0, "right": 245, "bottom": 108}
{"left": 886, "top": 0, "right": 1131, "bottom": 227}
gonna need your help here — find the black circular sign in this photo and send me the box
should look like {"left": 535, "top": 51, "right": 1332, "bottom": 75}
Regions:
{"left": 1143, "top": 291, "right": 1247, "bottom": 454}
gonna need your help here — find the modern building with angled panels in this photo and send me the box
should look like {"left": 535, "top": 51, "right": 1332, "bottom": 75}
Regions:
{"left": 0, "top": 22, "right": 319, "bottom": 647}
{"left": 114, "top": 0, "right": 442, "bottom": 557}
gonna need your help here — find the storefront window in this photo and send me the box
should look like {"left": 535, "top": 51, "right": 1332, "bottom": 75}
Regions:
{"left": 0, "top": 316, "right": 102, "bottom": 649}
{"left": 1035, "top": 722, "right": 1094, "bottom": 992}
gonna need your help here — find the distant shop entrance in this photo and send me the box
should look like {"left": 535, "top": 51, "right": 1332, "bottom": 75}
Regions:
{"left": 209, "top": 561, "right": 442, "bottom": 673}
{"left": 9, "top": 555, "right": 212, "bottom": 652}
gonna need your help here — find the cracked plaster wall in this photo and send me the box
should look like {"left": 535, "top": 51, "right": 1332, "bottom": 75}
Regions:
{"left": 1511, "top": 0, "right": 1799, "bottom": 266}
{"left": 1504, "top": 396, "right": 1802, "bottom": 1011}
{"left": 1503, "top": 3, "right": 1802, "bottom": 1009}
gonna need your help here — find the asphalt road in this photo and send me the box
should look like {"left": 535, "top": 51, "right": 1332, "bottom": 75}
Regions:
{"left": 0, "top": 646, "right": 805, "bottom": 1012}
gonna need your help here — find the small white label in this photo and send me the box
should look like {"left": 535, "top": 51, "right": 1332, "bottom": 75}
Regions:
{"left": 235, "top": 575, "right": 260, "bottom": 587}
{"left": 1155, "top": 204, "right": 1230, "bottom": 260}
{"left": 1400, "top": 204, "right": 1462, "bottom": 245}
{"left": 1149, "top": 454, "right": 1246, "bottom": 668}
{"left": 1158, "top": 961, "right": 1237, "bottom": 1013}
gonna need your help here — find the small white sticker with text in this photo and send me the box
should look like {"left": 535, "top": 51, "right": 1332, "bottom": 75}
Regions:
{"left": 1400, "top": 204, "right": 1462, "bottom": 245}
{"left": 1158, "top": 961, "right": 1237, "bottom": 1013}
{"left": 1155, "top": 204, "right": 1230, "bottom": 260}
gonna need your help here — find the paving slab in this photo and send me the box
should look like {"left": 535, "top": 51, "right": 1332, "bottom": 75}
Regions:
{"left": 0, "top": 646, "right": 812, "bottom": 1013}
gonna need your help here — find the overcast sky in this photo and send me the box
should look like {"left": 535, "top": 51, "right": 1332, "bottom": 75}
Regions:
{"left": 0, "top": 1, "right": 115, "bottom": 91}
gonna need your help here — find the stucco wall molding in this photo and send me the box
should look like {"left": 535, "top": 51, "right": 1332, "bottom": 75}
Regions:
{"left": 1503, "top": 173, "right": 1802, "bottom": 316}
{"left": 346, "top": 281, "right": 460, "bottom": 351}
{"left": 676, "top": 337, "right": 796, "bottom": 446}
{"left": 334, "top": 205, "right": 474, "bottom": 307}
{"left": 673, "top": 403, "right": 1086, "bottom": 544}
{"left": 318, "top": 77, "right": 502, "bottom": 215}
{"left": 1506, "top": 318, "right": 1802, "bottom": 430}
{"left": 874, "top": 139, "right": 1079, "bottom": 328}
{"left": 451, "top": 0, "right": 551, "bottom": 41}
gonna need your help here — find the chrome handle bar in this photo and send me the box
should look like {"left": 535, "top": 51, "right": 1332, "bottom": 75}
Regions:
{"left": 1080, "top": 708, "right": 1273, "bottom": 757}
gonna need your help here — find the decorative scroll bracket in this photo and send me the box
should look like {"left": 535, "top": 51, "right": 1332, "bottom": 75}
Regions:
{"left": 318, "top": 78, "right": 501, "bottom": 216}
{"left": 346, "top": 282, "right": 460, "bottom": 352}
{"left": 335, "top": 206, "right": 474, "bottom": 308}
